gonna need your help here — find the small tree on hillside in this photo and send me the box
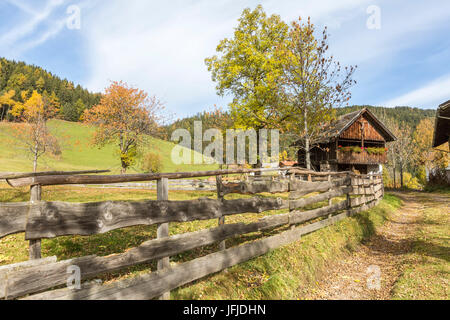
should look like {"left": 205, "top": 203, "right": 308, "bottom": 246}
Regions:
{"left": 279, "top": 18, "right": 356, "bottom": 170}
{"left": 9, "top": 90, "right": 60, "bottom": 171}
{"left": 83, "top": 81, "right": 164, "bottom": 174}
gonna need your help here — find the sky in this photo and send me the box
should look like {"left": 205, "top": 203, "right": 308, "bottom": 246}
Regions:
{"left": 1, "top": 0, "right": 449, "bottom": 119}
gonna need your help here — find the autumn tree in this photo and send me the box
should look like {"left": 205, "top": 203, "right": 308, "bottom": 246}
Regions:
{"left": 413, "top": 117, "right": 448, "bottom": 175}
{"left": 279, "top": 18, "right": 356, "bottom": 169}
{"left": 9, "top": 90, "right": 60, "bottom": 171}
{"left": 0, "top": 89, "right": 16, "bottom": 121}
{"left": 83, "top": 81, "right": 164, "bottom": 174}
{"left": 205, "top": 5, "right": 289, "bottom": 167}
{"left": 390, "top": 123, "right": 414, "bottom": 188}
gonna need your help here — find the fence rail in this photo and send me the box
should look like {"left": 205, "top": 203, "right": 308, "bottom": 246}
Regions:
{"left": 0, "top": 168, "right": 384, "bottom": 300}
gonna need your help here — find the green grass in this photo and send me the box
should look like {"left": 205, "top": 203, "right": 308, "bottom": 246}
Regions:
{"left": 172, "top": 194, "right": 402, "bottom": 300}
{"left": 392, "top": 197, "right": 449, "bottom": 300}
{"left": 0, "top": 120, "right": 218, "bottom": 174}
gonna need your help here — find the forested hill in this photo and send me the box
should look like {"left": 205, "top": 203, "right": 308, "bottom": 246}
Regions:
{"left": 164, "top": 105, "right": 436, "bottom": 136}
{"left": 0, "top": 57, "right": 101, "bottom": 121}
{"left": 337, "top": 105, "right": 436, "bottom": 129}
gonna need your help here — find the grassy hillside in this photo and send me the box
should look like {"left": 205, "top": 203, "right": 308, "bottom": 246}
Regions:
{"left": 0, "top": 120, "right": 218, "bottom": 174}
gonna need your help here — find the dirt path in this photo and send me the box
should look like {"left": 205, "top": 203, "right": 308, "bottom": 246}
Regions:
{"left": 305, "top": 192, "right": 434, "bottom": 300}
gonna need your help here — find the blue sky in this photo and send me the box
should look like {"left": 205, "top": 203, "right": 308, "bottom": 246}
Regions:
{"left": 1, "top": 0, "right": 450, "bottom": 119}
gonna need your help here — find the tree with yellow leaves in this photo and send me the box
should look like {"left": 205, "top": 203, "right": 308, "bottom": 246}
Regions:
{"left": 0, "top": 89, "right": 16, "bottom": 121}
{"left": 205, "top": 5, "right": 289, "bottom": 169}
{"left": 413, "top": 117, "right": 448, "bottom": 173}
{"left": 9, "top": 90, "right": 60, "bottom": 171}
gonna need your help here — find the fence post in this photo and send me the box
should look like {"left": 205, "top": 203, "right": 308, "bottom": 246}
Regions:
{"left": 29, "top": 184, "right": 42, "bottom": 260}
{"left": 157, "top": 177, "right": 170, "bottom": 300}
{"left": 216, "top": 175, "right": 226, "bottom": 250}
{"left": 370, "top": 174, "right": 374, "bottom": 196}
{"left": 346, "top": 173, "right": 352, "bottom": 210}
{"left": 327, "top": 174, "right": 333, "bottom": 219}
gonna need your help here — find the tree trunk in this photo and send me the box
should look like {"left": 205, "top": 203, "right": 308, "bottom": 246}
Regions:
{"left": 0, "top": 106, "right": 7, "bottom": 121}
{"left": 304, "top": 109, "right": 311, "bottom": 170}
{"left": 400, "top": 165, "right": 404, "bottom": 188}
{"left": 392, "top": 165, "right": 396, "bottom": 189}
{"left": 33, "top": 144, "right": 38, "bottom": 173}
{"left": 254, "top": 128, "right": 262, "bottom": 176}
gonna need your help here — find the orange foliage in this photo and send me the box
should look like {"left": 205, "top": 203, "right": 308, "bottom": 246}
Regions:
{"left": 83, "top": 81, "right": 164, "bottom": 172}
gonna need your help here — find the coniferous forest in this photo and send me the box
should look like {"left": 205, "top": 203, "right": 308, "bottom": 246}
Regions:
{"left": 0, "top": 58, "right": 101, "bottom": 122}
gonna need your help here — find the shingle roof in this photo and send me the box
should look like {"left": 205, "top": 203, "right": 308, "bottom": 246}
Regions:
{"left": 294, "top": 108, "right": 397, "bottom": 145}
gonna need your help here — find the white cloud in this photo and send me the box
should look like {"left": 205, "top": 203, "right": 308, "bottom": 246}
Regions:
{"left": 17, "top": 19, "right": 66, "bottom": 53}
{"left": 0, "top": 0, "right": 68, "bottom": 54}
{"left": 2, "top": 0, "right": 450, "bottom": 115}
{"left": 81, "top": 0, "right": 377, "bottom": 116}
{"left": 0, "top": 0, "right": 66, "bottom": 44}
{"left": 382, "top": 74, "right": 450, "bottom": 109}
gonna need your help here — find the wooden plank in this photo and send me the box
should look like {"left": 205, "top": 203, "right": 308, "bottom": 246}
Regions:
{"left": 351, "top": 177, "right": 370, "bottom": 187}
{"left": 288, "top": 169, "right": 353, "bottom": 177}
{"left": 351, "top": 182, "right": 382, "bottom": 196}
{"left": 23, "top": 210, "right": 355, "bottom": 301}
{"left": 156, "top": 178, "right": 170, "bottom": 300}
{"left": 0, "top": 256, "right": 57, "bottom": 299}
{"left": 222, "top": 197, "right": 288, "bottom": 215}
{"left": 24, "top": 199, "right": 218, "bottom": 239}
{"left": 7, "top": 167, "right": 294, "bottom": 188}
{"left": 0, "top": 202, "right": 29, "bottom": 239}
{"left": 289, "top": 186, "right": 352, "bottom": 210}
{"left": 289, "top": 201, "right": 348, "bottom": 225}
{"left": 3, "top": 213, "right": 290, "bottom": 299}
{"left": 374, "top": 189, "right": 383, "bottom": 200}
{"left": 222, "top": 180, "right": 290, "bottom": 195}
{"left": 1, "top": 170, "right": 110, "bottom": 180}
{"left": 373, "top": 183, "right": 383, "bottom": 193}
{"left": 25, "top": 197, "right": 289, "bottom": 240}
{"left": 350, "top": 195, "right": 376, "bottom": 207}
{"left": 0, "top": 256, "right": 57, "bottom": 274}
{"left": 289, "top": 177, "right": 350, "bottom": 198}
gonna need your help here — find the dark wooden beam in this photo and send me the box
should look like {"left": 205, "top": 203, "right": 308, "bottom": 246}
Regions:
{"left": 6, "top": 167, "right": 294, "bottom": 188}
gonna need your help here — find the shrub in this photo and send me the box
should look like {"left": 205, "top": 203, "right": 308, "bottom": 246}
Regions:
{"left": 366, "top": 147, "right": 387, "bottom": 155}
{"left": 141, "top": 152, "right": 163, "bottom": 173}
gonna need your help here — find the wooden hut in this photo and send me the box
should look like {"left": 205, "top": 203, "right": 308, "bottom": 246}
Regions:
{"left": 432, "top": 100, "right": 450, "bottom": 152}
{"left": 296, "top": 108, "right": 397, "bottom": 174}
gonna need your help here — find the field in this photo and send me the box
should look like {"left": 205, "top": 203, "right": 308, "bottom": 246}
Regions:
{"left": 0, "top": 120, "right": 447, "bottom": 300}
{"left": 0, "top": 119, "right": 218, "bottom": 174}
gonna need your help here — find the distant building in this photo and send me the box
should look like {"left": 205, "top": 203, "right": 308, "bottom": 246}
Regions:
{"left": 432, "top": 100, "right": 450, "bottom": 183}
{"left": 294, "top": 108, "right": 397, "bottom": 174}
{"left": 432, "top": 100, "right": 450, "bottom": 152}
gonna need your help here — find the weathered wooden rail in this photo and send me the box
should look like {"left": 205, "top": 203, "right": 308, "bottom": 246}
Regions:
{"left": 0, "top": 168, "right": 384, "bottom": 300}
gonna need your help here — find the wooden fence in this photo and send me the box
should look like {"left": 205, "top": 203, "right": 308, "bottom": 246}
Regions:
{"left": 0, "top": 168, "right": 384, "bottom": 300}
